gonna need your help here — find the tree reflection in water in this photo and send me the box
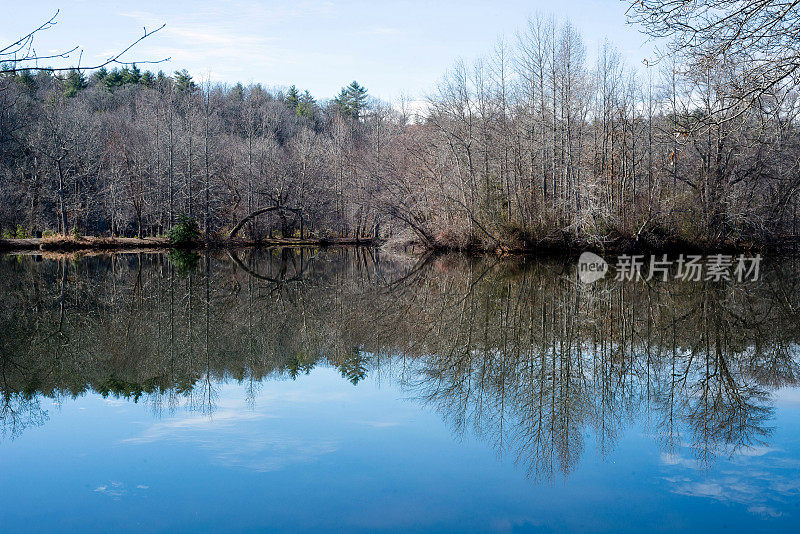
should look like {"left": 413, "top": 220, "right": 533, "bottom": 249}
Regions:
{"left": 1, "top": 250, "right": 798, "bottom": 483}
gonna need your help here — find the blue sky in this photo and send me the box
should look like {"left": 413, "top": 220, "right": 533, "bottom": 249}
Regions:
{"left": 3, "top": 1, "right": 652, "bottom": 101}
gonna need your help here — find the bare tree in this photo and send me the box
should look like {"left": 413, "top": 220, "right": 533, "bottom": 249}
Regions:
{"left": 0, "top": 10, "right": 167, "bottom": 74}
{"left": 627, "top": 1, "right": 800, "bottom": 110}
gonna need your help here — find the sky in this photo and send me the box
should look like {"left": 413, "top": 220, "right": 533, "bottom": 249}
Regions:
{"left": 2, "top": 1, "right": 654, "bottom": 102}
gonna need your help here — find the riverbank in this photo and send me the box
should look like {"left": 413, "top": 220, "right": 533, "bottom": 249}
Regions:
{"left": 1, "top": 232, "right": 793, "bottom": 256}
{"left": 410, "top": 230, "right": 793, "bottom": 256}
{"left": 0, "top": 236, "right": 379, "bottom": 252}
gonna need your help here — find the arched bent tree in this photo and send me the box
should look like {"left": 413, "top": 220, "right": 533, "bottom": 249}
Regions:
{"left": 228, "top": 205, "right": 306, "bottom": 239}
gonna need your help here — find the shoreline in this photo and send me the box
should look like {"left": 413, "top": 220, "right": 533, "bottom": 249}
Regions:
{"left": 0, "top": 236, "right": 380, "bottom": 253}
{"left": 414, "top": 235, "right": 790, "bottom": 257}
{"left": 0, "top": 234, "right": 794, "bottom": 256}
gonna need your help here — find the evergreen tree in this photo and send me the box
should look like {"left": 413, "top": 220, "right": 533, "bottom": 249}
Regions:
{"left": 91, "top": 67, "right": 108, "bottom": 85}
{"left": 140, "top": 71, "right": 155, "bottom": 87}
{"left": 174, "top": 69, "right": 196, "bottom": 92}
{"left": 286, "top": 85, "right": 300, "bottom": 111}
{"left": 14, "top": 68, "right": 37, "bottom": 93}
{"left": 345, "top": 80, "right": 368, "bottom": 119}
{"left": 64, "top": 68, "right": 87, "bottom": 97}
{"left": 333, "top": 81, "right": 368, "bottom": 119}
{"left": 104, "top": 68, "right": 124, "bottom": 90}
{"left": 297, "top": 90, "right": 317, "bottom": 118}
{"left": 333, "top": 87, "right": 351, "bottom": 116}
{"left": 123, "top": 64, "right": 141, "bottom": 85}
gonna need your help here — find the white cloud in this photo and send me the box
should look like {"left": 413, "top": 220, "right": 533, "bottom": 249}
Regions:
{"left": 120, "top": 387, "right": 348, "bottom": 472}
{"left": 213, "top": 437, "right": 338, "bottom": 472}
{"left": 93, "top": 481, "right": 150, "bottom": 500}
{"left": 361, "top": 27, "right": 404, "bottom": 37}
{"left": 738, "top": 445, "right": 778, "bottom": 457}
{"left": 660, "top": 452, "right": 699, "bottom": 469}
{"left": 122, "top": 406, "right": 270, "bottom": 444}
{"left": 662, "top": 444, "right": 800, "bottom": 518}
{"left": 354, "top": 420, "right": 401, "bottom": 428}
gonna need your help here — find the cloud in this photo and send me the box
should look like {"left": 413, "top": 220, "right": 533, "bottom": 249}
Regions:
{"left": 119, "top": 1, "right": 336, "bottom": 31}
{"left": 93, "top": 481, "right": 150, "bottom": 500}
{"left": 673, "top": 482, "right": 724, "bottom": 498}
{"left": 167, "top": 24, "right": 277, "bottom": 48}
{"left": 660, "top": 452, "right": 699, "bottom": 469}
{"left": 122, "top": 406, "right": 270, "bottom": 444}
{"left": 738, "top": 446, "right": 778, "bottom": 457}
{"left": 112, "top": 2, "right": 374, "bottom": 87}
{"left": 747, "top": 505, "right": 783, "bottom": 518}
{"left": 213, "top": 437, "right": 338, "bottom": 472}
{"left": 662, "top": 444, "right": 800, "bottom": 518}
{"left": 116, "top": 9, "right": 283, "bottom": 76}
{"left": 361, "top": 27, "right": 404, "bottom": 37}
{"left": 775, "top": 387, "right": 800, "bottom": 404}
{"left": 355, "top": 420, "right": 401, "bottom": 428}
{"left": 121, "top": 391, "right": 345, "bottom": 472}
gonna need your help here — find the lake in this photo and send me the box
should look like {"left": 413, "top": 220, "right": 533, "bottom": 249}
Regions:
{"left": 1, "top": 249, "right": 799, "bottom": 533}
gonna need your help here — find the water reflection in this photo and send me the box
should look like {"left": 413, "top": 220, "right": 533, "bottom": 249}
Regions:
{"left": 1, "top": 249, "right": 799, "bottom": 486}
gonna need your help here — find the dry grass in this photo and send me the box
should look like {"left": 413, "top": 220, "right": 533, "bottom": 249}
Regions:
{"left": 0, "top": 234, "right": 378, "bottom": 252}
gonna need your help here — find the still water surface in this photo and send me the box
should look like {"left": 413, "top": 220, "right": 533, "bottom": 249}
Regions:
{"left": 1, "top": 249, "right": 799, "bottom": 532}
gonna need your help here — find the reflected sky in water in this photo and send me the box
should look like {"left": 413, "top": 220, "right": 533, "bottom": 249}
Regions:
{"left": 1, "top": 250, "right": 800, "bottom": 532}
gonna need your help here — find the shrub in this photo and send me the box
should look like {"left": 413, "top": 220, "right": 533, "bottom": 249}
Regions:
{"left": 167, "top": 214, "right": 200, "bottom": 246}
{"left": 1, "top": 224, "right": 31, "bottom": 239}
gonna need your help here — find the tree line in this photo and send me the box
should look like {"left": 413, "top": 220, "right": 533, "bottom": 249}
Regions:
{"left": 0, "top": 62, "right": 385, "bottom": 241}
{"left": 2, "top": 5, "right": 800, "bottom": 250}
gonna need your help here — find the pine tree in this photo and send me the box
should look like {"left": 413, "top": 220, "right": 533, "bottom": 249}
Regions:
{"left": 333, "top": 87, "right": 351, "bottom": 116}
{"left": 286, "top": 85, "right": 300, "bottom": 111}
{"left": 104, "top": 68, "right": 124, "bottom": 90}
{"left": 345, "top": 81, "right": 367, "bottom": 119}
{"left": 174, "top": 69, "right": 196, "bottom": 92}
{"left": 91, "top": 67, "right": 108, "bottom": 85}
{"left": 123, "top": 63, "right": 141, "bottom": 85}
{"left": 298, "top": 90, "right": 317, "bottom": 118}
{"left": 140, "top": 71, "right": 155, "bottom": 87}
{"left": 64, "top": 68, "right": 87, "bottom": 97}
{"left": 333, "top": 81, "right": 368, "bottom": 119}
{"left": 14, "top": 69, "right": 37, "bottom": 93}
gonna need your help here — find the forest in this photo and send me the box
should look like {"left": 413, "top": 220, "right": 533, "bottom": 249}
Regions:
{"left": 2, "top": 2, "right": 800, "bottom": 252}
